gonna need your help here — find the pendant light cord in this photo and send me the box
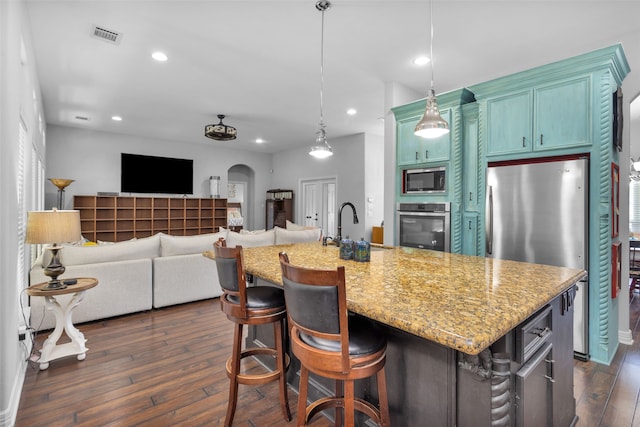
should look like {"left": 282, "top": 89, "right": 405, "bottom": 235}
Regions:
{"left": 319, "top": 5, "right": 326, "bottom": 128}
{"left": 429, "top": 0, "right": 435, "bottom": 93}
{"left": 429, "top": 0, "right": 434, "bottom": 90}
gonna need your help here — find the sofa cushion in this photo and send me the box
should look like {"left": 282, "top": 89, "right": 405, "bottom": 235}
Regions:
{"left": 226, "top": 229, "right": 275, "bottom": 248}
{"left": 160, "top": 231, "right": 227, "bottom": 257}
{"left": 275, "top": 227, "right": 322, "bottom": 244}
{"left": 54, "top": 233, "right": 161, "bottom": 267}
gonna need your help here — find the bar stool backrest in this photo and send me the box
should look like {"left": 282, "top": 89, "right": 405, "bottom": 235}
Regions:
{"left": 214, "top": 238, "right": 248, "bottom": 316}
{"left": 279, "top": 252, "right": 350, "bottom": 371}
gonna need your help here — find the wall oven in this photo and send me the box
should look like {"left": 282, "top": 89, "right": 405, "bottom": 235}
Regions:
{"left": 396, "top": 202, "right": 450, "bottom": 252}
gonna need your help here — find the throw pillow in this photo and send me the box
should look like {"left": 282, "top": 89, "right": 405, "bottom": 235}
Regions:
{"left": 226, "top": 229, "right": 275, "bottom": 248}
{"left": 275, "top": 227, "right": 322, "bottom": 244}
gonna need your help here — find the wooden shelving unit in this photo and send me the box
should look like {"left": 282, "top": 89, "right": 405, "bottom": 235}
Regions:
{"left": 74, "top": 195, "right": 227, "bottom": 242}
{"left": 265, "top": 189, "right": 293, "bottom": 229}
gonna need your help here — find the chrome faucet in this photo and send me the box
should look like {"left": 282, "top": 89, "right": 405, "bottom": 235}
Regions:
{"left": 336, "top": 202, "right": 359, "bottom": 243}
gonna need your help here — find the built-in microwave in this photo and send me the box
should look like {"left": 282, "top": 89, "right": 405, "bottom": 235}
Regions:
{"left": 402, "top": 166, "right": 446, "bottom": 194}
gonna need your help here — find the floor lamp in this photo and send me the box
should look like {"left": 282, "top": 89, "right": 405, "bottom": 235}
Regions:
{"left": 49, "top": 178, "right": 74, "bottom": 210}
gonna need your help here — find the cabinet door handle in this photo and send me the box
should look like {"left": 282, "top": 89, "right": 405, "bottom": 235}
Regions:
{"left": 540, "top": 134, "right": 544, "bottom": 145}
{"left": 522, "top": 136, "right": 526, "bottom": 147}
{"left": 468, "top": 220, "right": 472, "bottom": 230}
{"left": 415, "top": 151, "right": 419, "bottom": 161}
{"left": 544, "top": 375, "right": 556, "bottom": 383}
{"left": 425, "top": 150, "right": 429, "bottom": 159}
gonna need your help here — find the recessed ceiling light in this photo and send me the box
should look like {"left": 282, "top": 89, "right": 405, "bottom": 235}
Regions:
{"left": 111, "top": 116, "right": 122, "bottom": 121}
{"left": 347, "top": 108, "right": 357, "bottom": 115}
{"left": 152, "top": 51, "right": 168, "bottom": 62}
{"left": 413, "top": 56, "right": 430, "bottom": 66}
{"left": 255, "top": 138, "right": 264, "bottom": 144}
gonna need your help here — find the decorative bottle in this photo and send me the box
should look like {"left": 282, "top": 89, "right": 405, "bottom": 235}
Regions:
{"left": 354, "top": 237, "right": 371, "bottom": 262}
{"left": 339, "top": 236, "right": 354, "bottom": 260}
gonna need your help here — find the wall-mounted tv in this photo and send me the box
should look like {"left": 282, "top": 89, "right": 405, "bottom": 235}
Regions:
{"left": 121, "top": 153, "right": 193, "bottom": 195}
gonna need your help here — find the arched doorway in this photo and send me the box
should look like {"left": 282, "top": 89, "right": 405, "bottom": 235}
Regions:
{"left": 227, "top": 164, "right": 255, "bottom": 231}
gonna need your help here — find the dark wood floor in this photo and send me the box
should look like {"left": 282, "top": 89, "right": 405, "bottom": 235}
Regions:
{"left": 15, "top": 294, "right": 640, "bottom": 426}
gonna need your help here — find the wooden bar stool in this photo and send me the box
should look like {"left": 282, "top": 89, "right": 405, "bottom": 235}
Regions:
{"left": 279, "top": 252, "right": 390, "bottom": 427}
{"left": 213, "top": 239, "right": 291, "bottom": 426}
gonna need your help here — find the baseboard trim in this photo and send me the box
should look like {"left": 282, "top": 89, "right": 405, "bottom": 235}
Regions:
{"left": 619, "top": 328, "right": 634, "bottom": 345}
{"left": 0, "top": 357, "right": 28, "bottom": 427}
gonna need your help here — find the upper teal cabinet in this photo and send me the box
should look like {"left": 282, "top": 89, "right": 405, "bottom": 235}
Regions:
{"left": 486, "top": 90, "right": 532, "bottom": 156}
{"left": 393, "top": 89, "right": 475, "bottom": 167}
{"left": 397, "top": 109, "right": 451, "bottom": 165}
{"left": 485, "top": 76, "right": 591, "bottom": 157}
{"left": 534, "top": 77, "right": 591, "bottom": 150}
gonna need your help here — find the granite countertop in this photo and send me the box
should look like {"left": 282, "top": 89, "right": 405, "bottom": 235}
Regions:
{"left": 205, "top": 242, "right": 586, "bottom": 355}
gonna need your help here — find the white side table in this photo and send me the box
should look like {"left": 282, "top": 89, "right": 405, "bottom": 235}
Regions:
{"left": 27, "top": 277, "right": 98, "bottom": 370}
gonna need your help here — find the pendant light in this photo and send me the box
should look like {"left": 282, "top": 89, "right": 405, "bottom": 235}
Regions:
{"left": 414, "top": 0, "right": 449, "bottom": 139}
{"left": 309, "top": 1, "right": 333, "bottom": 159}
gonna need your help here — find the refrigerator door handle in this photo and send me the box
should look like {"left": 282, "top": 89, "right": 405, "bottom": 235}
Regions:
{"left": 487, "top": 185, "right": 494, "bottom": 254}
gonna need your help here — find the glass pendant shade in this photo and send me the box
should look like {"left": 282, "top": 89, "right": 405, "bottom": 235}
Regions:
{"left": 309, "top": 126, "right": 333, "bottom": 158}
{"left": 415, "top": 89, "right": 450, "bottom": 138}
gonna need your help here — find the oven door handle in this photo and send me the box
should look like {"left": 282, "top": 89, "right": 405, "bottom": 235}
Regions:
{"left": 486, "top": 185, "right": 494, "bottom": 255}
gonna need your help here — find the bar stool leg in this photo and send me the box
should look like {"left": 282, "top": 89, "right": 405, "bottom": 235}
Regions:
{"left": 298, "top": 365, "right": 310, "bottom": 426}
{"left": 335, "top": 380, "right": 343, "bottom": 427}
{"left": 224, "top": 322, "right": 243, "bottom": 427}
{"left": 344, "top": 380, "right": 355, "bottom": 426}
{"left": 377, "top": 368, "right": 390, "bottom": 427}
{"left": 274, "top": 319, "right": 292, "bottom": 421}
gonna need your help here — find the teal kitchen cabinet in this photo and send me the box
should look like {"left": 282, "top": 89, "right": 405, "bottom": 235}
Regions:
{"left": 462, "top": 213, "right": 479, "bottom": 256}
{"left": 485, "top": 76, "right": 591, "bottom": 157}
{"left": 486, "top": 91, "right": 532, "bottom": 156}
{"left": 396, "top": 109, "right": 451, "bottom": 165}
{"left": 534, "top": 76, "right": 591, "bottom": 150}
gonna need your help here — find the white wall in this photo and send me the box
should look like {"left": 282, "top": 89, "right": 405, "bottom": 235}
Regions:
{"left": 45, "top": 125, "right": 273, "bottom": 230}
{"left": 270, "top": 133, "right": 367, "bottom": 240}
{"left": 1, "top": 0, "right": 47, "bottom": 425}
{"left": 364, "top": 133, "right": 384, "bottom": 234}
{"left": 383, "top": 81, "right": 423, "bottom": 246}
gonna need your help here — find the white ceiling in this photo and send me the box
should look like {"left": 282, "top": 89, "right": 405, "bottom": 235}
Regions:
{"left": 25, "top": 0, "right": 640, "bottom": 156}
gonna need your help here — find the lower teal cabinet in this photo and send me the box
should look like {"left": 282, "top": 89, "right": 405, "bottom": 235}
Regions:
{"left": 462, "top": 213, "right": 479, "bottom": 256}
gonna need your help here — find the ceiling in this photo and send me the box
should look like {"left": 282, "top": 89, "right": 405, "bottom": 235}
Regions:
{"left": 25, "top": 0, "right": 640, "bottom": 156}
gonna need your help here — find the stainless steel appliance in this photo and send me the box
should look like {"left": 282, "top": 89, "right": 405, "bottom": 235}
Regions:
{"left": 486, "top": 157, "right": 589, "bottom": 359}
{"left": 402, "top": 166, "right": 446, "bottom": 194}
{"left": 396, "top": 202, "right": 450, "bottom": 252}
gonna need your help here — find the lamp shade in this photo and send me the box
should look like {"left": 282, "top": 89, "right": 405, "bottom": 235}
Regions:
{"left": 414, "top": 91, "right": 450, "bottom": 138}
{"left": 25, "top": 210, "right": 82, "bottom": 244}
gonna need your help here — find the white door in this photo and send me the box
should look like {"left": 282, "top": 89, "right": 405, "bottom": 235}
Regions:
{"left": 301, "top": 178, "right": 336, "bottom": 236}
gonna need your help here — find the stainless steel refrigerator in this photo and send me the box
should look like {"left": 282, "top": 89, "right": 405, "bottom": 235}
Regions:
{"left": 486, "top": 157, "right": 589, "bottom": 359}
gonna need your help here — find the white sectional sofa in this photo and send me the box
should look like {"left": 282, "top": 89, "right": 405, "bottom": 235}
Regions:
{"left": 28, "top": 226, "right": 321, "bottom": 330}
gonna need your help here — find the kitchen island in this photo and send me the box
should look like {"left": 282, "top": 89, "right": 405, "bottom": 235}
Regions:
{"left": 213, "top": 242, "right": 586, "bottom": 426}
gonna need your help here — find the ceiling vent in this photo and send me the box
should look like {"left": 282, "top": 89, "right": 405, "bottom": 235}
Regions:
{"left": 90, "top": 25, "right": 122, "bottom": 45}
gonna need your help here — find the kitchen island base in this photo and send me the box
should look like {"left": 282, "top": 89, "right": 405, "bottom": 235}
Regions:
{"left": 248, "top": 278, "right": 577, "bottom": 426}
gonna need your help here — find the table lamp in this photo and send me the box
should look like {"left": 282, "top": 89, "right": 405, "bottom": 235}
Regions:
{"left": 25, "top": 209, "right": 81, "bottom": 289}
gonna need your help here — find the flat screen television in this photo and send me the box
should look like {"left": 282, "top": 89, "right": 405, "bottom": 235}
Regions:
{"left": 121, "top": 153, "right": 193, "bottom": 195}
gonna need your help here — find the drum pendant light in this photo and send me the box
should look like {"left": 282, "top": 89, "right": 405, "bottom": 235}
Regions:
{"left": 309, "top": 1, "right": 333, "bottom": 159}
{"left": 414, "top": 0, "right": 449, "bottom": 139}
